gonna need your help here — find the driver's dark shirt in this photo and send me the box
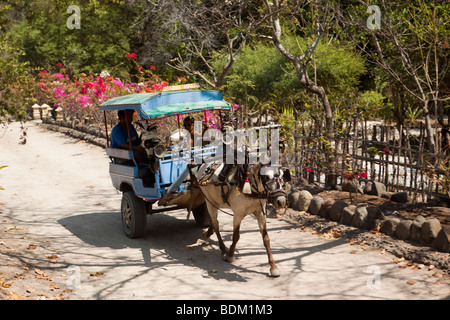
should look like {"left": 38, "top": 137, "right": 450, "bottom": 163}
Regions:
{"left": 110, "top": 124, "right": 139, "bottom": 149}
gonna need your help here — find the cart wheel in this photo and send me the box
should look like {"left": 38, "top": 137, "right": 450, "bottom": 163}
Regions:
{"left": 192, "top": 202, "right": 211, "bottom": 227}
{"left": 121, "top": 191, "right": 147, "bottom": 238}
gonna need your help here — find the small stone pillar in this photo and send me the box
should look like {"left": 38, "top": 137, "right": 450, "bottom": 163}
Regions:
{"left": 32, "top": 104, "right": 41, "bottom": 120}
{"left": 55, "top": 107, "right": 64, "bottom": 121}
{"left": 41, "top": 103, "right": 51, "bottom": 118}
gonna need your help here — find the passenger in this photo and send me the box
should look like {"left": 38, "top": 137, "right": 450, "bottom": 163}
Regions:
{"left": 183, "top": 115, "right": 209, "bottom": 147}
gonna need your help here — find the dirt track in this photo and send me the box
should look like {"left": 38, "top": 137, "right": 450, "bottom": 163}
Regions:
{"left": 0, "top": 121, "right": 449, "bottom": 300}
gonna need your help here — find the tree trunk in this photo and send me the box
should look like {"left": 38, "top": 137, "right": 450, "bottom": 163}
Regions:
{"left": 422, "top": 101, "right": 436, "bottom": 154}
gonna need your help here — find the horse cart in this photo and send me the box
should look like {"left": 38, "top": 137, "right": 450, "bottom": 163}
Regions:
{"left": 99, "top": 87, "right": 232, "bottom": 238}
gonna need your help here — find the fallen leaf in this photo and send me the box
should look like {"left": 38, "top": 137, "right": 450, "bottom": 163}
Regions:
{"left": 406, "top": 280, "right": 416, "bottom": 285}
{"left": 9, "top": 292, "right": 25, "bottom": 300}
{"left": 430, "top": 272, "right": 443, "bottom": 279}
{"left": 90, "top": 272, "right": 104, "bottom": 277}
{"left": 34, "top": 268, "right": 52, "bottom": 281}
{"left": 349, "top": 250, "right": 357, "bottom": 254}
{"left": 46, "top": 254, "right": 58, "bottom": 259}
{"left": 0, "top": 278, "right": 12, "bottom": 288}
{"left": 5, "top": 226, "right": 24, "bottom": 232}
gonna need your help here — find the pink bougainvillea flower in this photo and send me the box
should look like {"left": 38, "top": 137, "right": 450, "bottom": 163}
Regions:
{"left": 383, "top": 148, "right": 390, "bottom": 155}
{"left": 305, "top": 167, "right": 312, "bottom": 173}
{"left": 53, "top": 87, "right": 65, "bottom": 97}
{"left": 52, "top": 73, "right": 64, "bottom": 79}
{"left": 56, "top": 63, "right": 64, "bottom": 68}
{"left": 346, "top": 172, "right": 352, "bottom": 180}
{"left": 361, "top": 172, "right": 368, "bottom": 179}
{"left": 112, "top": 78, "right": 124, "bottom": 88}
{"left": 149, "top": 65, "right": 156, "bottom": 71}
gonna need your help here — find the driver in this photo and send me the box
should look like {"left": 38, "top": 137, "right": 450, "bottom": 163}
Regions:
{"left": 111, "top": 109, "right": 154, "bottom": 186}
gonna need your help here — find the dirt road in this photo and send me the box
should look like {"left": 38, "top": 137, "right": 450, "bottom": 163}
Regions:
{"left": 0, "top": 121, "right": 449, "bottom": 301}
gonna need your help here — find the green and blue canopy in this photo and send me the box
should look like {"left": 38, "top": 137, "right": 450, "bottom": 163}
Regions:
{"left": 99, "top": 90, "right": 232, "bottom": 120}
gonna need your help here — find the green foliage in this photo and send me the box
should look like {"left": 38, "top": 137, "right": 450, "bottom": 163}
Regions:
{"left": 0, "top": 35, "right": 35, "bottom": 121}
{"left": 7, "top": 0, "right": 137, "bottom": 77}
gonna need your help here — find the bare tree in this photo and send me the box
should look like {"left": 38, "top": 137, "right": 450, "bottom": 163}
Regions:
{"left": 134, "top": 0, "right": 266, "bottom": 90}
{"left": 336, "top": 0, "right": 450, "bottom": 154}
{"left": 260, "top": 0, "right": 336, "bottom": 137}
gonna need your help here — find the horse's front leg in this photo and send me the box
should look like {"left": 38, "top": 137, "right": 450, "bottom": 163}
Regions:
{"left": 255, "top": 212, "right": 280, "bottom": 277}
{"left": 222, "top": 214, "right": 244, "bottom": 262}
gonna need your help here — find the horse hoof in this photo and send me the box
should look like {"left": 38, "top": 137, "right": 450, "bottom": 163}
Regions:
{"left": 270, "top": 268, "right": 281, "bottom": 277}
{"left": 222, "top": 253, "right": 235, "bottom": 263}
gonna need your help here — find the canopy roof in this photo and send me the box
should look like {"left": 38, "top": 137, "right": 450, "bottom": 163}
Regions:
{"left": 99, "top": 90, "right": 232, "bottom": 120}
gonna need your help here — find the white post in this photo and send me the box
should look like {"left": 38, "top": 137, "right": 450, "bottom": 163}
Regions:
{"left": 41, "top": 103, "right": 51, "bottom": 118}
{"left": 55, "top": 107, "right": 63, "bottom": 121}
{"left": 32, "top": 104, "right": 41, "bottom": 120}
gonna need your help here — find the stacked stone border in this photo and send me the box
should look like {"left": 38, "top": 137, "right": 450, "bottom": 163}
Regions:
{"left": 287, "top": 187, "right": 450, "bottom": 255}
{"left": 40, "top": 117, "right": 107, "bottom": 148}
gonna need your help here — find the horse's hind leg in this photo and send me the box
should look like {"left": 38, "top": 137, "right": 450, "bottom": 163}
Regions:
{"left": 203, "top": 202, "right": 228, "bottom": 256}
{"left": 255, "top": 212, "right": 280, "bottom": 277}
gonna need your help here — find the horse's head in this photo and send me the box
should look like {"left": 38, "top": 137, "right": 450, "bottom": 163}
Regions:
{"left": 256, "top": 165, "right": 289, "bottom": 209}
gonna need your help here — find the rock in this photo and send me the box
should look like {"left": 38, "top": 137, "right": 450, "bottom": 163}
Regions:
{"left": 341, "top": 205, "right": 356, "bottom": 225}
{"left": 329, "top": 200, "right": 348, "bottom": 222}
{"left": 364, "top": 181, "right": 386, "bottom": 196}
{"left": 380, "top": 218, "right": 401, "bottom": 236}
{"left": 329, "top": 184, "right": 342, "bottom": 191}
{"left": 352, "top": 204, "right": 368, "bottom": 228}
{"left": 295, "top": 190, "right": 313, "bottom": 212}
{"left": 421, "top": 218, "right": 441, "bottom": 244}
{"left": 366, "top": 206, "right": 385, "bottom": 230}
{"left": 309, "top": 196, "right": 324, "bottom": 215}
{"left": 288, "top": 191, "right": 300, "bottom": 209}
{"left": 433, "top": 226, "right": 450, "bottom": 253}
{"left": 390, "top": 192, "right": 411, "bottom": 203}
{"left": 380, "top": 192, "right": 393, "bottom": 199}
{"left": 395, "top": 220, "right": 413, "bottom": 240}
{"left": 410, "top": 215, "right": 426, "bottom": 242}
{"left": 319, "top": 198, "right": 335, "bottom": 219}
{"left": 342, "top": 180, "right": 363, "bottom": 194}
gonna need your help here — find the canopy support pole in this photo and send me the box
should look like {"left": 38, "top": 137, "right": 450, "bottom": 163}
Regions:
{"left": 125, "top": 111, "right": 133, "bottom": 151}
{"left": 103, "top": 111, "right": 110, "bottom": 147}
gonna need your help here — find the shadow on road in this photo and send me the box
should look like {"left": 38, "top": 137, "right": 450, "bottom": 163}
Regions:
{"left": 57, "top": 210, "right": 278, "bottom": 284}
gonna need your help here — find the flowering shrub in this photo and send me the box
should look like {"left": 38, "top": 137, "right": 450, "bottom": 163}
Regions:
{"left": 37, "top": 53, "right": 173, "bottom": 125}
